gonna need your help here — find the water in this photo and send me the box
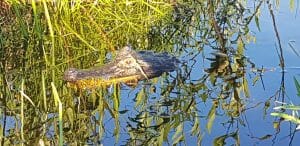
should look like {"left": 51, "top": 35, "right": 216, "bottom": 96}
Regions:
{"left": 100, "top": 4, "right": 300, "bottom": 145}
{"left": 1, "top": 1, "right": 300, "bottom": 146}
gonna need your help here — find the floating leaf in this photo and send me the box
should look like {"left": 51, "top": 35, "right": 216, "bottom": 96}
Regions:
{"left": 207, "top": 105, "right": 216, "bottom": 134}
{"left": 243, "top": 77, "right": 250, "bottom": 98}
{"left": 273, "top": 105, "right": 300, "bottom": 110}
{"left": 163, "top": 122, "right": 171, "bottom": 141}
{"left": 258, "top": 134, "right": 272, "bottom": 140}
{"left": 233, "top": 88, "right": 240, "bottom": 102}
{"left": 172, "top": 123, "right": 184, "bottom": 145}
{"left": 255, "top": 15, "right": 261, "bottom": 31}
{"left": 237, "top": 37, "right": 244, "bottom": 55}
{"left": 276, "top": 0, "right": 280, "bottom": 9}
{"left": 213, "top": 135, "right": 226, "bottom": 146}
{"left": 293, "top": 77, "right": 300, "bottom": 97}
{"left": 201, "top": 93, "right": 208, "bottom": 102}
{"left": 252, "top": 75, "right": 260, "bottom": 85}
{"left": 157, "top": 118, "right": 164, "bottom": 146}
{"left": 271, "top": 112, "right": 300, "bottom": 124}
{"left": 290, "top": 0, "right": 295, "bottom": 11}
{"left": 119, "top": 110, "right": 129, "bottom": 114}
{"left": 263, "top": 100, "right": 271, "bottom": 119}
{"left": 173, "top": 135, "right": 184, "bottom": 145}
{"left": 135, "top": 88, "right": 145, "bottom": 107}
{"left": 213, "top": 131, "right": 238, "bottom": 146}
{"left": 273, "top": 122, "right": 280, "bottom": 129}
{"left": 191, "top": 116, "right": 200, "bottom": 136}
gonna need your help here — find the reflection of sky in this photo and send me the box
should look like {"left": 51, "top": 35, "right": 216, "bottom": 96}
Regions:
{"left": 236, "top": 2, "right": 300, "bottom": 146}
{"left": 247, "top": 2, "right": 300, "bottom": 102}
{"left": 101, "top": 3, "right": 300, "bottom": 145}
{"left": 184, "top": 2, "right": 300, "bottom": 146}
{"left": 247, "top": 2, "right": 300, "bottom": 67}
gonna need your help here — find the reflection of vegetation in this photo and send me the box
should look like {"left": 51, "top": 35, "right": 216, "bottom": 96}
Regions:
{"left": 124, "top": 0, "right": 263, "bottom": 145}
{"left": 295, "top": 77, "right": 300, "bottom": 97}
{"left": 1, "top": 0, "right": 298, "bottom": 145}
{"left": 271, "top": 77, "right": 300, "bottom": 133}
{"left": 1, "top": 0, "right": 172, "bottom": 145}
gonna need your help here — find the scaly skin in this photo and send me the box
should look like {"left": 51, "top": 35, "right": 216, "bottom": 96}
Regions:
{"left": 64, "top": 46, "right": 180, "bottom": 89}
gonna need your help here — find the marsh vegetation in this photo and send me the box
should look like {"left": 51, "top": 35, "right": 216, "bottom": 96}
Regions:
{"left": 0, "top": 0, "right": 300, "bottom": 145}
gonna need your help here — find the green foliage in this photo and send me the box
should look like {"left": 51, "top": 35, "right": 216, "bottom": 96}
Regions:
{"left": 172, "top": 123, "right": 184, "bottom": 145}
{"left": 271, "top": 101, "right": 300, "bottom": 127}
{"left": 51, "top": 82, "right": 63, "bottom": 145}
{"left": 271, "top": 112, "right": 300, "bottom": 124}
{"left": 135, "top": 87, "right": 145, "bottom": 107}
{"left": 0, "top": 0, "right": 274, "bottom": 145}
{"left": 1, "top": 0, "right": 173, "bottom": 144}
{"left": 270, "top": 76, "right": 300, "bottom": 131}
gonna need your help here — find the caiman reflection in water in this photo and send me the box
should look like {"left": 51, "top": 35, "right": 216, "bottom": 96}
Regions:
{"left": 64, "top": 46, "right": 180, "bottom": 89}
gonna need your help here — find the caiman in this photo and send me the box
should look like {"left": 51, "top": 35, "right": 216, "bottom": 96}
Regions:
{"left": 64, "top": 46, "right": 180, "bottom": 89}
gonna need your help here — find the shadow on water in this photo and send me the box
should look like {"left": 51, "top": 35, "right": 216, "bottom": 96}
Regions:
{"left": 1, "top": 0, "right": 299, "bottom": 145}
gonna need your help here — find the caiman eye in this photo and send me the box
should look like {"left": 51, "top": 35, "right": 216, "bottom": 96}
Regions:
{"left": 68, "top": 68, "right": 77, "bottom": 73}
{"left": 124, "top": 45, "right": 132, "bottom": 51}
{"left": 126, "top": 60, "right": 132, "bottom": 64}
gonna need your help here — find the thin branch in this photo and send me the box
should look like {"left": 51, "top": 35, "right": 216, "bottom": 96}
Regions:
{"left": 267, "top": 0, "right": 285, "bottom": 68}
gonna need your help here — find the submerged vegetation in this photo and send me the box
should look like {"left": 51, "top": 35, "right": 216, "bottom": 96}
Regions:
{"left": 0, "top": 0, "right": 299, "bottom": 145}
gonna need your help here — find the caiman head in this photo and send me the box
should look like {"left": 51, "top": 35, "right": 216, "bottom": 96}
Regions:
{"left": 64, "top": 68, "right": 79, "bottom": 82}
{"left": 63, "top": 45, "right": 180, "bottom": 88}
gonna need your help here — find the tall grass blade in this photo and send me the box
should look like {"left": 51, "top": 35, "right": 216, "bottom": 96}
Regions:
{"left": 62, "top": 21, "right": 98, "bottom": 51}
{"left": 42, "top": 0, "right": 55, "bottom": 80}
{"left": 20, "top": 79, "right": 25, "bottom": 146}
{"left": 51, "top": 82, "right": 63, "bottom": 146}
{"left": 42, "top": 72, "right": 47, "bottom": 110}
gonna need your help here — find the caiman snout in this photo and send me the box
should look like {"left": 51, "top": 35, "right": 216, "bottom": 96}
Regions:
{"left": 64, "top": 68, "right": 79, "bottom": 82}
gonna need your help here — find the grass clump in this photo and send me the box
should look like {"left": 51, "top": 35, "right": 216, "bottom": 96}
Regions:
{"left": 0, "top": 0, "right": 174, "bottom": 145}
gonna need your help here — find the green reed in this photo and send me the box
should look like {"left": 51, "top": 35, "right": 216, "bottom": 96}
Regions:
{"left": 51, "top": 82, "right": 63, "bottom": 146}
{"left": 1, "top": 0, "right": 173, "bottom": 145}
{"left": 20, "top": 79, "right": 24, "bottom": 146}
